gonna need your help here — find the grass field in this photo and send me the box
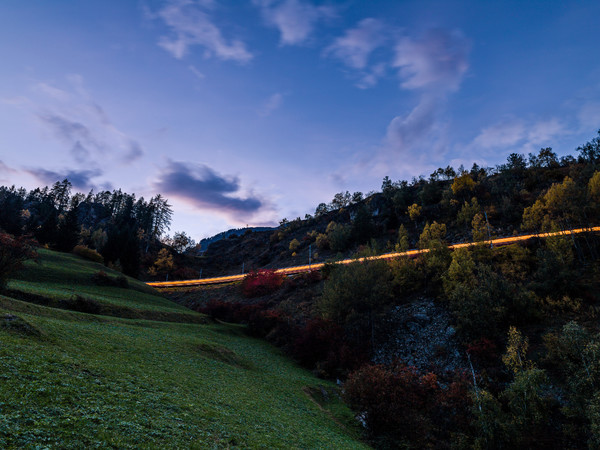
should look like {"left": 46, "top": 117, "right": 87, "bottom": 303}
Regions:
{"left": 0, "top": 249, "right": 366, "bottom": 448}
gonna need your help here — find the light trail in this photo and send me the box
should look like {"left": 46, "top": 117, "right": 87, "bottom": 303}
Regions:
{"left": 147, "top": 226, "right": 600, "bottom": 289}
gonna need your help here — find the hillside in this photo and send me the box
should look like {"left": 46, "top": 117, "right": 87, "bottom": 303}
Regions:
{"left": 165, "top": 134, "right": 600, "bottom": 448}
{"left": 0, "top": 249, "right": 366, "bottom": 448}
{"left": 193, "top": 142, "right": 598, "bottom": 278}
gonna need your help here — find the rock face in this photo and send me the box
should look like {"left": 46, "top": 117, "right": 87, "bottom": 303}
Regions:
{"left": 373, "top": 298, "right": 464, "bottom": 373}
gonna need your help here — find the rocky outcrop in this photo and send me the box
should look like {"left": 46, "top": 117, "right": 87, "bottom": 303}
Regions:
{"left": 374, "top": 298, "right": 465, "bottom": 373}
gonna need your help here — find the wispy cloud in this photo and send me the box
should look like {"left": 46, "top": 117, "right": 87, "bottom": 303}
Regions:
{"left": 471, "top": 120, "right": 526, "bottom": 149}
{"left": 36, "top": 113, "right": 101, "bottom": 163}
{"left": 325, "top": 27, "right": 471, "bottom": 179}
{"left": 154, "top": 161, "right": 268, "bottom": 220}
{"left": 324, "top": 18, "right": 389, "bottom": 88}
{"left": 28, "top": 76, "right": 145, "bottom": 166}
{"left": 393, "top": 28, "right": 470, "bottom": 92}
{"left": 379, "top": 29, "right": 470, "bottom": 171}
{"left": 188, "top": 64, "right": 205, "bottom": 79}
{"left": 26, "top": 168, "right": 102, "bottom": 191}
{"left": 155, "top": 0, "right": 253, "bottom": 62}
{"left": 254, "top": 0, "right": 335, "bottom": 45}
{"left": 258, "top": 92, "right": 284, "bottom": 117}
{"left": 325, "top": 18, "right": 387, "bottom": 70}
{"left": 385, "top": 95, "right": 440, "bottom": 153}
{"left": 468, "top": 117, "right": 570, "bottom": 157}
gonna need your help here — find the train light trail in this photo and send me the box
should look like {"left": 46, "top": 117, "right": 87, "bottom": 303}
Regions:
{"left": 147, "top": 226, "right": 600, "bottom": 288}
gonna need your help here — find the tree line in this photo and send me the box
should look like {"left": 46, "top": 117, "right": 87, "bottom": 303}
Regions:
{"left": 0, "top": 179, "right": 173, "bottom": 276}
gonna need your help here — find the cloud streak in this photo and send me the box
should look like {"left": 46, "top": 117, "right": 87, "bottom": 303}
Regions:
{"left": 393, "top": 29, "right": 469, "bottom": 92}
{"left": 30, "top": 76, "right": 145, "bottom": 166}
{"left": 377, "top": 28, "right": 470, "bottom": 173}
{"left": 154, "top": 161, "right": 266, "bottom": 219}
{"left": 156, "top": 0, "right": 253, "bottom": 62}
{"left": 36, "top": 113, "right": 102, "bottom": 163}
{"left": 468, "top": 117, "right": 570, "bottom": 158}
{"left": 254, "top": 0, "right": 334, "bottom": 45}
{"left": 26, "top": 168, "right": 102, "bottom": 192}
{"left": 325, "top": 18, "right": 387, "bottom": 70}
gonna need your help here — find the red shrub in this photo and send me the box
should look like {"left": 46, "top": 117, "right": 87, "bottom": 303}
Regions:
{"left": 344, "top": 362, "right": 472, "bottom": 446}
{"left": 466, "top": 337, "right": 498, "bottom": 365}
{"left": 292, "top": 318, "right": 343, "bottom": 367}
{"left": 344, "top": 363, "right": 433, "bottom": 441}
{"left": 241, "top": 269, "right": 285, "bottom": 298}
{"left": 290, "top": 317, "right": 367, "bottom": 375}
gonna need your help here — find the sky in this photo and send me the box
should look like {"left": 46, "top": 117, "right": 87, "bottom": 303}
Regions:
{"left": 1, "top": 0, "right": 600, "bottom": 241}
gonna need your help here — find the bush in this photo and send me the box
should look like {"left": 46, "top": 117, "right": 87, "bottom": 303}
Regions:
{"left": 289, "top": 238, "right": 300, "bottom": 252}
{"left": 466, "top": 337, "right": 499, "bottom": 366}
{"left": 296, "top": 270, "right": 322, "bottom": 284}
{"left": 344, "top": 362, "right": 471, "bottom": 446}
{"left": 198, "top": 299, "right": 290, "bottom": 341}
{"left": 315, "top": 233, "right": 329, "bottom": 250}
{"left": 73, "top": 245, "right": 104, "bottom": 263}
{"left": 319, "top": 260, "right": 393, "bottom": 340}
{"left": 0, "top": 232, "right": 37, "bottom": 289}
{"left": 291, "top": 318, "right": 366, "bottom": 377}
{"left": 69, "top": 294, "right": 101, "bottom": 314}
{"left": 327, "top": 222, "right": 352, "bottom": 252}
{"left": 198, "top": 298, "right": 366, "bottom": 378}
{"left": 241, "top": 269, "right": 285, "bottom": 298}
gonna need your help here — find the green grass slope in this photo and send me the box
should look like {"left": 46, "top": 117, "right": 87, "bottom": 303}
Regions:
{"left": 0, "top": 250, "right": 366, "bottom": 448}
{"left": 6, "top": 249, "right": 203, "bottom": 322}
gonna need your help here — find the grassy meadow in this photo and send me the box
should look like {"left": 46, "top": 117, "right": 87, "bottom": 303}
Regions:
{"left": 0, "top": 250, "right": 366, "bottom": 448}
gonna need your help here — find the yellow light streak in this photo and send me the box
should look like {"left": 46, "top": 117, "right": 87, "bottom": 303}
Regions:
{"left": 147, "top": 226, "right": 600, "bottom": 288}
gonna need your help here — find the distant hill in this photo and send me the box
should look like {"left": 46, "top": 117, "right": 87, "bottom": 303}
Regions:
{"left": 196, "top": 226, "right": 275, "bottom": 252}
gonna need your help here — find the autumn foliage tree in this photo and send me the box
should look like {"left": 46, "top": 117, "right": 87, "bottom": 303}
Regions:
{"left": 148, "top": 248, "right": 175, "bottom": 279}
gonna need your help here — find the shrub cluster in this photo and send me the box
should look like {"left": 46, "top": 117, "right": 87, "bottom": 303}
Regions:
{"left": 73, "top": 245, "right": 104, "bottom": 263}
{"left": 0, "top": 232, "right": 37, "bottom": 289}
{"left": 344, "top": 361, "right": 472, "bottom": 447}
{"left": 197, "top": 300, "right": 366, "bottom": 377}
{"left": 241, "top": 269, "right": 285, "bottom": 298}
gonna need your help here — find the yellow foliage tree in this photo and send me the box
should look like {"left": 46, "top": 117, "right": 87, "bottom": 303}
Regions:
{"left": 451, "top": 173, "right": 476, "bottom": 197}
{"left": 149, "top": 248, "right": 174, "bottom": 278}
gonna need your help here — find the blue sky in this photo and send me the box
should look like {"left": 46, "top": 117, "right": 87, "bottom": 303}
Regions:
{"left": 1, "top": 0, "right": 599, "bottom": 240}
